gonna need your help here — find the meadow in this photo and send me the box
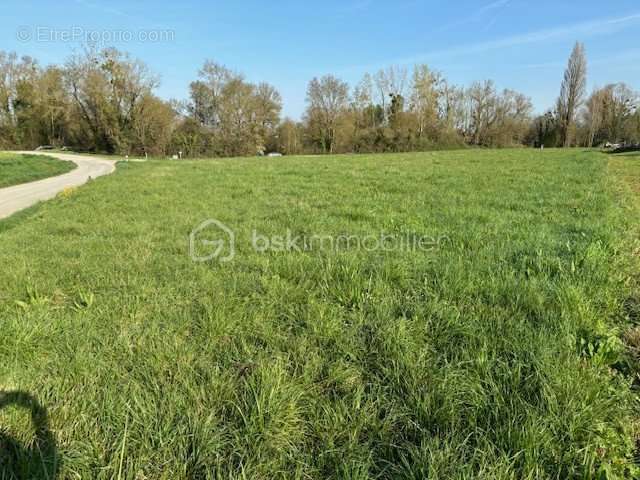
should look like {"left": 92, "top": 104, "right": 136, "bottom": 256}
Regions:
{"left": 0, "top": 149, "right": 639, "bottom": 479}
{"left": 0, "top": 153, "right": 75, "bottom": 188}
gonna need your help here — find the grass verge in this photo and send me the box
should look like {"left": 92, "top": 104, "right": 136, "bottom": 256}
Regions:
{"left": 0, "top": 153, "right": 75, "bottom": 188}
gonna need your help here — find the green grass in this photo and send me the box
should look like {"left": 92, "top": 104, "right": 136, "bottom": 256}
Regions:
{"left": 613, "top": 150, "right": 640, "bottom": 159}
{"left": 0, "top": 149, "right": 639, "bottom": 479}
{"left": 0, "top": 153, "right": 76, "bottom": 188}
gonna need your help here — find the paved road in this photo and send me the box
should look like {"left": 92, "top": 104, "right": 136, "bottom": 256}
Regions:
{"left": 0, "top": 152, "right": 116, "bottom": 220}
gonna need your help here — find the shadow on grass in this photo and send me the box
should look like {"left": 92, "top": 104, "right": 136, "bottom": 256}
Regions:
{"left": 0, "top": 391, "right": 59, "bottom": 479}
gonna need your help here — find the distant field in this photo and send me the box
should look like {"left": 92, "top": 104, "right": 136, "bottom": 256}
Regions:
{"left": 0, "top": 153, "right": 75, "bottom": 188}
{"left": 0, "top": 149, "right": 639, "bottom": 478}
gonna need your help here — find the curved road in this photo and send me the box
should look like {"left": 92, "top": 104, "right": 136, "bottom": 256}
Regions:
{"left": 0, "top": 152, "right": 116, "bottom": 220}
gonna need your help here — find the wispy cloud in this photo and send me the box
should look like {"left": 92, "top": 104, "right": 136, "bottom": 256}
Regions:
{"left": 434, "top": 0, "right": 513, "bottom": 34}
{"left": 477, "top": 0, "right": 512, "bottom": 15}
{"left": 518, "top": 60, "right": 566, "bottom": 70}
{"left": 339, "top": 12, "right": 640, "bottom": 74}
{"left": 589, "top": 48, "right": 640, "bottom": 71}
{"left": 518, "top": 48, "right": 640, "bottom": 74}
{"left": 402, "top": 12, "right": 640, "bottom": 63}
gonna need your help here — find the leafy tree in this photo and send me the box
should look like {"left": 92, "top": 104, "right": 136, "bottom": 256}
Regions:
{"left": 182, "top": 60, "right": 281, "bottom": 157}
{"left": 2, "top": 45, "right": 635, "bottom": 158}
{"left": 65, "top": 47, "right": 163, "bottom": 153}
{"left": 528, "top": 111, "right": 559, "bottom": 148}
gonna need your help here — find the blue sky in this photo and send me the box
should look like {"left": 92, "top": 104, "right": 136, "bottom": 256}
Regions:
{"left": 3, "top": 0, "right": 639, "bottom": 119}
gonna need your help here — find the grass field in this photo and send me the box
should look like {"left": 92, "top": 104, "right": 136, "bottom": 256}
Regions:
{"left": 0, "top": 153, "right": 76, "bottom": 188}
{"left": 1, "top": 149, "right": 639, "bottom": 479}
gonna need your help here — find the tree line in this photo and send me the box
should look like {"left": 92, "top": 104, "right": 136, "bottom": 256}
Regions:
{"left": 0, "top": 43, "right": 638, "bottom": 157}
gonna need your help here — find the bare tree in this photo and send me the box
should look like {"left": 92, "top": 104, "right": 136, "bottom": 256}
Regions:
{"left": 185, "top": 60, "right": 282, "bottom": 156}
{"left": 277, "top": 118, "right": 303, "bottom": 155}
{"left": 305, "top": 75, "right": 350, "bottom": 153}
{"left": 353, "top": 73, "right": 373, "bottom": 112}
{"left": 439, "top": 81, "right": 465, "bottom": 133}
{"left": 557, "top": 42, "right": 587, "bottom": 147}
{"left": 585, "top": 83, "right": 638, "bottom": 145}
{"left": 467, "top": 80, "right": 496, "bottom": 145}
{"left": 604, "top": 83, "right": 637, "bottom": 142}
{"left": 373, "top": 66, "right": 407, "bottom": 123}
{"left": 189, "top": 61, "right": 237, "bottom": 129}
{"left": 410, "top": 64, "right": 441, "bottom": 138}
{"left": 584, "top": 87, "right": 605, "bottom": 147}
